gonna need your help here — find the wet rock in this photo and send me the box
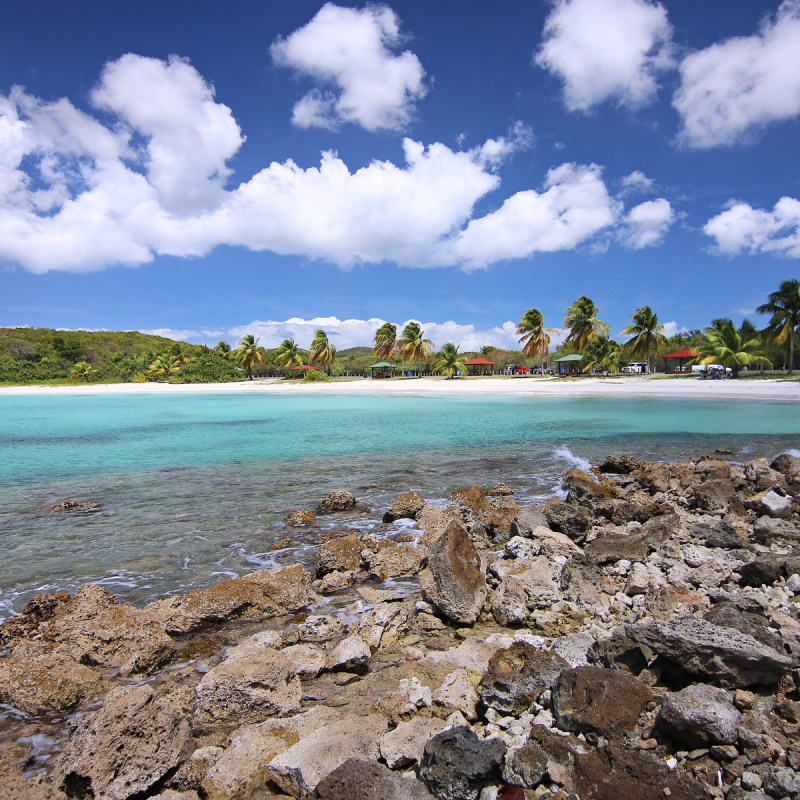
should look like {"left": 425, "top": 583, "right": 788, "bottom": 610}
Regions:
{"left": 624, "top": 618, "right": 793, "bottom": 688}
{"left": 0, "top": 651, "right": 106, "bottom": 716}
{"left": 55, "top": 684, "right": 191, "bottom": 800}
{"left": 318, "top": 491, "right": 357, "bottom": 514}
{"left": 196, "top": 640, "right": 301, "bottom": 724}
{"left": 419, "top": 725, "right": 506, "bottom": 800}
{"left": 285, "top": 509, "right": 316, "bottom": 527}
{"left": 0, "top": 592, "right": 72, "bottom": 647}
{"left": 47, "top": 500, "right": 101, "bottom": 514}
{"left": 380, "top": 716, "right": 448, "bottom": 768}
{"left": 656, "top": 684, "right": 741, "bottom": 748}
{"left": 383, "top": 491, "right": 426, "bottom": 522}
{"left": 450, "top": 486, "right": 520, "bottom": 543}
{"left": 315, "top": 758, "right": 436, "bottom": 800}
{"left": 563, "top": 469, "right": 619, "bottom": 507}
{"left": 487, "top": 483, "right": 514, "bottom": 496}
{"left": 325, "top": 635, "right": 371, "bottom": 673}
{"left": 552, "top": 665, "right": 652, "bottom": 738}
{"left": 479, "top": 642, "right": 569, "bottom": 715}
{"left": 419, "top": 520, "right": 486, "bottom": 625}
{"left": 316, "top": 534, "right": 362, "bottom": 576}
{"left": 542, "top": 499, "right": 591, "bottom": 542}
{"left": 265, "top": 714, "right": 387, "bottom": 799}
{"left": 44, "top": 584, "right": 174, "bottom": 675}
{"left": 146, "top": 564, "right": 317, "bottom": 635}
{"left": 0, "top": 755, "right": 66, "bottom": 800}
{"left": 597, "top": 454, "right": 641, "bottom": 474}
{"left": 365, "top": 541, "right": 424, "bottom": 579}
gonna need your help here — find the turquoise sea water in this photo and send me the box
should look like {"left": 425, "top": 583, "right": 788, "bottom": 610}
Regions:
{"left": 1, "top": 391, "right": 799, "bottom": 620}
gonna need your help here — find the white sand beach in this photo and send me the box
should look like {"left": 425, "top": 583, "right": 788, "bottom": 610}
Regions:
{"left": 2, "top": 375, "right": 799, "bottom": 400}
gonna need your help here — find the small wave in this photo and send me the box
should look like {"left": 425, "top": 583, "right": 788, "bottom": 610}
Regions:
{"left": 553, "top": 445, "right": 592, "bottom": 473}
{"left": 781, "top": 448, "right": 800, "bottom": 458}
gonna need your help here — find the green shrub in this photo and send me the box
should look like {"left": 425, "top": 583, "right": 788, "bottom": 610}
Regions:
{"left": 175, "top": 354, "right": 245, "bottom": 383}
{"left": 302, "top": 369, "right": 329, "bottom": 382}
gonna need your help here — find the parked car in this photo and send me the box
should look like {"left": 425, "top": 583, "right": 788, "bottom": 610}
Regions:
{"left": 621, "top": 362, "right": 647, "bottom": 374}
{"left": 531, "top": 367, "right": 553, "bottom": 375}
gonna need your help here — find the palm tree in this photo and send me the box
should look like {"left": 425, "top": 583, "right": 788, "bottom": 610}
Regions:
{"left": 148, "top": 353, "right": 183, "bottom": 380}
{"left": 622, "top": 306, "right": 667, "bottom": 373}
{"left": 273, "top": 338, "right": 306, "bottom": 370}
{"left": 398, "top": 321, "right": 434, "bottom": 376}
{"left": 309, "top": 330, "right": 337, "bottom": 372}
{"left": 698, "top": 319, "right": 771, "bottom": 378}
{"left": 582, "top": 336, "right": 624, "bottom": 375}
{"left": 373, "top": 322, "right": 398, "bottom": 362}
{"left": 234, "top": 334, "right": 265, "bottom": 380}
{"left": 564, "top": 296, "right": 610, "bottom": 352}
{"left": 517, "top": 308, "right": 558, "bottom": 372}
{"left": 213, "top": 341, "right": 232, "bottom": 359}
{"left": 70, "top": 361, "right": 96, "bottom": 382}
{"left": 433, "top": 343, "right": 466, "bottom": 379}
{"left": 757, "top": 279, "right": 800, "bottom": 374}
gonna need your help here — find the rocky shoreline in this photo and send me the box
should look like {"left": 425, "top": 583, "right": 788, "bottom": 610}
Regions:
{"left": 1, "top": 453, "right": 799, "bottom": 800}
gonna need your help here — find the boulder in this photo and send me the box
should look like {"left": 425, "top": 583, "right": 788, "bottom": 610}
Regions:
{"left": 753, "top": 515, "right": 800, "bottom": 543}
{"left": 377, "top": 677, "right": 432, "bottom": 722}
{"left": 760, "top": 490, "right": 794, "bottom": 519}
{"left": 419, "top": 726, "right": 506, "bottom": 800}
{"left": 0, "top": 592, "right": 71, "bottom": 647}
{"left": 450, "top": 486, "right": 520, "bottom": 543}
{"left": 656, "top": 684, "right": 741, "bottom": 748}
{"left": 280, "top": 643, "right": 327, "bottom": 679}
{"left": 196, "top": 641, "right": 301, "bottom": 724}
{"left": 563, "top": 469, "right": 619, "bottom": 507}
{"left": 542, "top": 499, "right": 592, "bottom": 542}
{"left": 689, "top": 518, "right": 749, "bottom": 549}
{"left": 146, "top": 564, "right": 317, "bottom": 635}
{"left": 315, "top": 759, "right": 436, "bottom": 800}
{"left": 597, "top": 455, "right": 641, "bottom": 474}
{"left": 739, "top": 554, "right": 800, "bottom": 587}
{"left": 44, "top": 584, "right": 173, "bottom": 675}
{"left": 585, "top": 532, "right": 649, "bottom": 564}
{"left": 265, "top": 714, "right": 388, "bottom": 799}
{"left": 771, "top": 453, "right": 800, "bottom": 493}
{"left": 0, "top": 651, "right": 106, "bottom": 716}
{"left": 382, "top": 491, "right": 426, "bottom": 522}
{"left": 318, "top": 491, "right": 357, "bottom": 514}
{"left": 552, "top": 665, "right": 652, "bottom": 738}
{"left": 510, "top": 507, "right": 550, "bottom": 537}
{"left": 316, "top": 534, "right": 362, "bottom": 576}
{"left": 419, "top": 521, "right": 486, "bottom": 625}
{"left": 325, "top": 635, "right": 371, "bottom": 674}
{"left": 298, "top": 614, "right": 347, "bottom": 643}
{"left": 479, "top": 642, "right": 569, "bottom": 715}
{"left": 0, "top": 755, "right": 66, "bottom": 800}
{"left": 692, "top": 479, "right": 736, "bottom": 512}
{"left": 380, "top": 716, "right": 449, "bottom": 768}
{"left": 624, "top": 618, "right": 792, "bottom": 688}
{"left": 490, "top": 555, "right": 564, "bottom": 620}
{"left": 431, "top": 668, "right": 479, "bottom": 720}
{"left": 365, "top": 541, "right": 424, "bottom": 579}
{"left": 285, "top": 509, "right": 316, "bottom": 527}
{"left": 487, "top": 483, "right": 514, "bottom": 496}
{"left": 55, "top": 684, "right": 191, "bottom": 800}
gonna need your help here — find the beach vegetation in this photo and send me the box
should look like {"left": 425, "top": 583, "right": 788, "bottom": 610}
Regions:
{"left": 147, "top": 354, "right": 184, "bottom": 381}
{"left": 582, "top": 336, "right": 624, "bottom": 374}
{"left": 433, "top": 342, "right": 466, "bottom": 378}
{"left": 212, "top": 341, "right": 232, "bottom": 359}
{"left": 234, "top": 334, "right": 265, "bottom": 380}
{"left": 622, "top": 306, "right": 667, "bottom": 373}
{"left": 373, "top": 323, "right": 398, "bottom": 362}
{"left": 273, "top": 338, "right": 307, "bottom": 370}
{"left": 698, "top": 319, "right": 772, "bottom": 378}
{"left": 564, "top": 296, "right": 610, "bottom": 352}
{"left": 399, "top": 321, "right": 434, "bottom": 376}
{"left": 757, "top": 278, "right": 800, "bottom": 374}
{"left": 517, "top": 308, "right": 558, "bottom": 372}
{"left": 309, "top": 330, "right": 337, "bottom": 372}
{"left": 302, "top": 368, "right": 329, "bottom": 382}
{"left": 70, "top": 361, "right": 97, "bottom": 382}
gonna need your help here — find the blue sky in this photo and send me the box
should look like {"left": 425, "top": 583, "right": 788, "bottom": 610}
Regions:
{"left": 1, "top": 0, "right": 799, "bottom": 351}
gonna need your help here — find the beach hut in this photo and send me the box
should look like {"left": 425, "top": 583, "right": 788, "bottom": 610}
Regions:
{"left": 290, "top": 364, "right": 315, "bottom": 378}
{"left": 368, "top": 361, "right": 396, "bottom": 378}
{"left": 555, "top": 353, "right": 584, "bottom": 375}
{"left": 464, "top": 357, "right": 495, "bottom": 376}
{"left": 662, "top": 349, "right": 700, "bottom": 374}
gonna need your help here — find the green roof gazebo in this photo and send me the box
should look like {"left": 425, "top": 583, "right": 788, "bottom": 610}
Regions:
{"left": 464, "top": 357, "right": 495, "bottom": 376}
{"left": 368, "top": 361, "right": 396, "bottom": 378}
{"left": 555, "top": 353, "right": 584, "bottom": 375}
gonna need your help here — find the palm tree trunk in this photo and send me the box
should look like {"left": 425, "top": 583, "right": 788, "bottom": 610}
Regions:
{"left": 790, "top": 331, "right": 795, "bottom": 375}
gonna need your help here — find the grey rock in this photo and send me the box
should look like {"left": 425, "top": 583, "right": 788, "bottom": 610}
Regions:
{"left": 324, "top": 635, "right": 371, "bottom": 674}
{"left": 542, "top": 499, "right": 591, "bottom": 542}
{"left": 315, "top": 759, "right": 436, "bottom": 800}
{"left": 420, "top": 726, "right": 506, "bottom": 800}
{"left": 380, "top": 716, "right": 449, "bottom": 768}
{"left": 760, "top": 490, "right": 794, "bottom": 519}
{"left": 753, "top": 515, "right": 800, "bottom": 543}
{"left": 625, "top": 618, "right": 792, "bottom": 688}
{"left": 432, "top": 668, "right": 479, "bottom": 720}
{"left": 656, "top": 684, "right": 741, "bottom": 748}
{"left": 419, "top": 520, "right": 486, "bottom": 625}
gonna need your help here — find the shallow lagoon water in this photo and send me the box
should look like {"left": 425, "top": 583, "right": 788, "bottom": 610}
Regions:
{"left": 1, "top": 391, "right": 799, "bottom": 620}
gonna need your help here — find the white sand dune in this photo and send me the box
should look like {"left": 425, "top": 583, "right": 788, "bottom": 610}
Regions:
{"left": 2, "top": 375, "right": 799, "bottom": 400}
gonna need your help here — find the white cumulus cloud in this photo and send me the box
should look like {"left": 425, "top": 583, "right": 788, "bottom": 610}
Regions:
{"left": 674, "top": 0, "right": 800, "bottom": 148}
{"left": 619, "top": 170, "right": 655, "bottom": 195}
{"left": 617, "top": 197, "right": 674, "bottom": 249}
{"left": 535, "top": 0, "right": 674, "bottom": 112}
{"left": 270, "top": 3, "right": 427, "bottom": 132}
{"left": 704, "top": 197, "right": 800, "bottom": 258}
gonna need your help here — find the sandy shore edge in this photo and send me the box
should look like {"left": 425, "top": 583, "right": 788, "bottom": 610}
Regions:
{"left": 1, "top": 375, "right": 799, "bottom": 400}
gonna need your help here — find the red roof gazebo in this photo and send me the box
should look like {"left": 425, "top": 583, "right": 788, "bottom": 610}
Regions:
{"left": 289, "top": 364, "right": 315, "bottom": 378}
{"left": 662, "top": 349, "right": 700, "bottom": 374}
{"left": 464, "top": 357, "right": 495, "bottom": 376}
